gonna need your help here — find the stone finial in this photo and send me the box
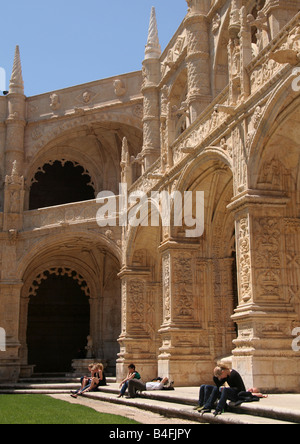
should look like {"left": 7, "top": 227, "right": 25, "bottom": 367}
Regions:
{"left": 120, "top": 137, "right": 133, "bottom": 186}
{"left": 145, "top": 7, "right": 161, "bottom": 60}
{"left": 9, "top": 46, "right": 24, "bottom": 95}
{"left": 11, "top": 160, "right": 18, "bottom": 177}
{"left": 121, "top": 137, "right": 129, "bottom": 168}
{"left": 186, "top": 0, "right": 211, "bottom": 15}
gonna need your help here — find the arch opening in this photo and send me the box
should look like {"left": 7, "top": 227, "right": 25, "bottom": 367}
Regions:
{"left": 27, "top": 271, "right": 90, "bottom": 373}
{"left": 29, "top": 160, "right": 95, "bottom": 210}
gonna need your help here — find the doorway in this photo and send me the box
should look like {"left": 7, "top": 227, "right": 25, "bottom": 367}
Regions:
{"left": 27, "top": 273, "right": 90, "bottom": 373}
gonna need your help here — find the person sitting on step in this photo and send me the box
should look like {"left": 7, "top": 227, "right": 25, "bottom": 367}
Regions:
{"left": 71, "top": 363, "right": 104, "bottom": 398}
{"left": 198, "top": 365, "right": 246, "bottom": 417}
{"left": 118, "top": 363, "right": 141, "bottom": 398}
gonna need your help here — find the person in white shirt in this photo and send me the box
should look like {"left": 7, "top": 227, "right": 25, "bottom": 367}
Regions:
{"left": 127, "top": 377, "right": 169, "bottom": 398}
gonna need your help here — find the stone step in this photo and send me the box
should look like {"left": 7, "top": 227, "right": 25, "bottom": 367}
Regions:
{"left": 0, "top": 383, "right": 79, "bottom": 390}
{"left": 83, "top": 390, "right": 296, "bottom": 425}
{"left": 91, "top": 384, "right": 300, "bottom": 424}
{"left": 18, "top": 378, "right": 116, "bottom": 384}
{"left": 0, "top": 378, "right": 116, "bottom": 394}
{"left": 1, "top": 380, "right": 299, "bottom": 425}
{"left": 19, "top": 378, "right": 80, "bottom": 384}
{"left": 0, "top": 389, "right": 73, "bottom": 395}
{"left": 229, "top": 400, "right": 300, "bottom": 424}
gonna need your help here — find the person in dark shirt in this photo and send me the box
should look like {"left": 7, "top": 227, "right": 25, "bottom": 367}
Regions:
{"left": 201, "top": 366, "right": 246, "bottom": 416}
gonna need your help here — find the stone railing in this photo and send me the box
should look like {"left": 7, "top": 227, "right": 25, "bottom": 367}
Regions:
{"left": 171, "top": 86, "right": 230, "bottom": 165}
{"left": 23, "top": 199, "right": 101, "bottom": 231}
{"left": 247, "top": 11, "right": 300, "bottom": 95}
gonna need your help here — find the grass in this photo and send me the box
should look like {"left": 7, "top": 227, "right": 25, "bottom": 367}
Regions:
{"left": 0, "top": 395, "right": 140, "bottom": 425}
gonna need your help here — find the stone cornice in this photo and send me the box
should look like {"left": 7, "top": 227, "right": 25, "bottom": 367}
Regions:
{"left": 227, "top": 189, "right": 290, "bottom": 214}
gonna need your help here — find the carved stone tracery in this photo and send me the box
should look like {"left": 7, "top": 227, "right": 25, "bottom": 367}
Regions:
{"left": 28, "top": 267, "right": 91, "bottom": 299}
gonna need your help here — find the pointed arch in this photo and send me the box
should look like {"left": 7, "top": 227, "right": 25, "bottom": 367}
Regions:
{"left": 248, "top": 72, "right": 300, "bottom": 188}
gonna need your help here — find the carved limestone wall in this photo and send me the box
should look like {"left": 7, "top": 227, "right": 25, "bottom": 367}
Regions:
{"left": 1, "top": 2, "right": 300, "bottom": 390}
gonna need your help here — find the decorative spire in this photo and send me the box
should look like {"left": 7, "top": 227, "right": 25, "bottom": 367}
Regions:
{"left": 145, "top": 7, "right": 161, "bottom": 60}
{"left": 9, "top": 45, "right": 24, "bottom": 94}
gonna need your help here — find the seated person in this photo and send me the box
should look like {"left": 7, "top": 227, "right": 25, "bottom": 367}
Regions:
{"left": 127, "top": 377, "right": 169, "bottom": 398}
{"left": 71, "top": 363, "right": 94, "bottom": 396}
{"left": 118, "top": 364, "right": 141, "bottom": 398}
{"left": 71, "top": 363, "right": 104, "bottom": 398}
{"left": 200, "top": 365, "right": 246, "bottom": 416}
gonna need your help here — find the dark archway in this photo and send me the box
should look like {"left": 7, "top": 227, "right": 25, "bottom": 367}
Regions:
{"left": 29, "top": 160, "right": 95, "bottom": 210}
{"left": 27, "top": 273, "right": 90, "bottom": 373}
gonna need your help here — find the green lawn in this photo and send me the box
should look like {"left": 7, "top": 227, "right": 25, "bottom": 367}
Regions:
{"left": 0, "top": 395, "right": 140, "bottom": 425}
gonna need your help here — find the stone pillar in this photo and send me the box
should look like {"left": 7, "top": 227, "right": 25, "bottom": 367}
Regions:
{"left": 116, "top": 268, "right": 158, "bottom": 382}
{"left": 213, "top": 257, "right": 238, "bottom": 357}
{"left": 239, "top": 7, "right": 252, "bottom": 100}
{"left": 18, "top": 293, "right": 30, "bottom": 376}
{"left": 0, "top": 279, "right": 23, "bottom": 382}
{"left": 264, "top": 0, "right": 300, "bottom": 39}
{"left": 158, "top": 241, "right": 213, "bottom": 386}
{"left": 0, "top": 102, "right": 6, "bottom": 211}
{"left": 3, "top": 163, "right": 25, "bottom": 232}
{"left": 0, "top": 225, "right": 24, "bottom": 381}
{"left": 229, "top": 191, "right": 299, "bottom": 392}
{"left": 141, "top": 7, "right": 161, "bottom": 172}
{"left": 184, "top": 0, "right": 211, "bottom": 122}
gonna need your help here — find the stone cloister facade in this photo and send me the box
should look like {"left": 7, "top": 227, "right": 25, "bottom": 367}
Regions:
{"left": 0, "top": 0, "right": 300, "bottom": 392}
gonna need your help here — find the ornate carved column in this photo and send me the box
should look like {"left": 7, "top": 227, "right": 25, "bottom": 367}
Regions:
{"left": 116, "top": 267, "right": 159, "bottom": 382}
{"left": 284, "top": 218, "right": 300, "bottom": 322}
{"left": 0, "top": 253, "right": 23, "bottom": 382}
{"left": 158, "top": 240, "right": 213, "bottom": 386}
{"left": 239, "top": 7, "right": 252, "bottom": 100}
{"left": 228, "top": 191, "right": 298, "bottom": 392}
{"left": 3, "top": 161, "right": 25, "bottom": 231}
{"left": 228, "top": 0, "right": 243, "bottom": 37}
{"left": 184, "top": 0, "right": 211, "bottom": 122}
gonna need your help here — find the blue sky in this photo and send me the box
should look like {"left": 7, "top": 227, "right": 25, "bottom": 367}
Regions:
{"left": 0, "top": 0, "right": 187, "bottom": 97}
